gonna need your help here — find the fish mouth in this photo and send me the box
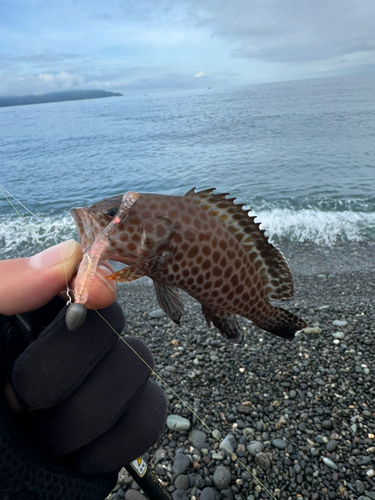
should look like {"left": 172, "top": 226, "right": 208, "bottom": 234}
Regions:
{"left": 70, "top": 207, "right": 102, "bottom": 253}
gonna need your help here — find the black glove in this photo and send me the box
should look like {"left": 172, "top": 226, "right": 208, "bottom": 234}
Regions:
{"left": 0, "top": 298, "right": 167, "bottom": 500}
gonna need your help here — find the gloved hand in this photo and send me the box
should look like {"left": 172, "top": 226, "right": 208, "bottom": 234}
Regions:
{"left": 0, "top": 241, "right": 167, "bottom": 500}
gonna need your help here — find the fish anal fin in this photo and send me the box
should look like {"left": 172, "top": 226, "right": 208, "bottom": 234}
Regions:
{"left": 153, "top": 282, "right": 184, "bottom": 326}
{"left": 106, "top": 263, "right": 149, "bottom": 282}
{"left": 202, "top": 305, "right": 243, "bottom": 344}
{"left": 185, "top": 188, "right": 294, "bottom": 302}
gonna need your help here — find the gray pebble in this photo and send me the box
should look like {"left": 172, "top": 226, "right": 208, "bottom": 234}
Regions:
{"left": 174, "top": 475, "right": 190, "bottom": 490}
{"left": 272, "top": 439, "right": 287, "bottom": 450}
{"left": 189, "top": 429, "right": 207, "bottom": 447}
{"left": 321, "top": 419, "right": 333, "bottom": 430}
{"left": 149, "top": 309, "right": 166, "bottom": 318}
{"left": 247, "top": 441, "right": 265, "bottom": 457}
{"left": 255, "top": 452, "right": 271, "bottom": 471}
{"left": 326, "top": 439, "right": 338, "bottom": 452}
{"left": 212, "top": 466, "right": 232, "bottom": 490}
{"left": 173, "top": 454, "right": 190, "bottom": 475}
{"left": 167, "top": 415, "right": 191, "bottom": 431}
{"left": 332, "top": 319, "right": 347, "bottom": 327}
{"left": 219, "top": 434, "right": 236, "bottom": 454}
{"left": 172, "top": 490, "right": 189, "bottom": 500}
{"left": 322, "top": 457, "right": 338, "bottom": 470}
{"left": 124, "top": 491, "right": 147, "bottom": 500}
{"left": 200, "top": 487, "right": 219, "bottom": 500}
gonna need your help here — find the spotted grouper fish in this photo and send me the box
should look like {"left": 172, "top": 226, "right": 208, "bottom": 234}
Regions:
{"left": 71, "top": 188, "right": 307, "bottom": 343}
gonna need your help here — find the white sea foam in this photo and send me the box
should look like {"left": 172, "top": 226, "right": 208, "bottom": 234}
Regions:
{"left": 1, "top": 208, "right": 375, "bottom": 259}
{"left": 0, "top": 215, "right": 77, "bottom": 258}
{"left": 256, "top": 208, "right": 375, "bottom": 245}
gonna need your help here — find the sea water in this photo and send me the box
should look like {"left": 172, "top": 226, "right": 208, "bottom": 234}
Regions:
{"left": 1, "top": 73, "right": 374, "bottom": 259}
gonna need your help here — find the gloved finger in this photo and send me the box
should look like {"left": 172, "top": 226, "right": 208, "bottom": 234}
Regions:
{"left": 75, "top": 381, "right": 168, "bottom": 474}
{"left": 30, "top": 338, "right": 155, "bottom": 455}
{"left": 12, "top": 303, "right": 125, "bottom": 410}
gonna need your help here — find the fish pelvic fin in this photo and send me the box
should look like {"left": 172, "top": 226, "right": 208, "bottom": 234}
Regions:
{"left": 255, "top": 307, "right": 308, "bottom": 340}
{"left": 202, "top": 305, "right": 243, "bottom": 344}
{"left": 185, "top": 188, "right": 294, "bottom": 302}
{"left": 153, "top": 281, "right": 184, "bottom": 326}
{"left": 106, "top": 262, "right": 149, "bottom": 282}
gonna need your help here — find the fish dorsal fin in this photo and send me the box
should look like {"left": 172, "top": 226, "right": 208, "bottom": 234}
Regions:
{"left": 185, "top": 187, "right": 294, "bottom": 301}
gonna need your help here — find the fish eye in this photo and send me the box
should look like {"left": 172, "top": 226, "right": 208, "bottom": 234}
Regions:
{"left": 105, "top": 206, "right": 119, "bottom": 217}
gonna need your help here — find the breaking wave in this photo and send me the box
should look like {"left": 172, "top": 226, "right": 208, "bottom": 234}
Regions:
{"left": 1, "top": 207, "right": 375, "bottom": 260}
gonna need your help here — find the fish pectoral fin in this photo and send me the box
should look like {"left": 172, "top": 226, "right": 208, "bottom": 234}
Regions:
{"left": 153, "top": 281, "right": 184, "bottom": 326}
{"left": 106, "top": 262, "right": 149, "bottom": 282}
{"left": 202, "top": 305, "right": 243, "bottom": 344}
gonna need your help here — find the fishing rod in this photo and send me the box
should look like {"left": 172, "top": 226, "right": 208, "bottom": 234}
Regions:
{"left": 125, "top": 458, "right": 172, "bottom": 500}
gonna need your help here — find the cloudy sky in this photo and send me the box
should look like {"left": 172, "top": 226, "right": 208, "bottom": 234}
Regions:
{"left": 1, "top": 0, "right": 375, "bottom": 96}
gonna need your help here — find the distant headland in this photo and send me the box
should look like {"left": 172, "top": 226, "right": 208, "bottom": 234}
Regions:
{"left": 0, "top": 89, "right": 123, "bottom": 108}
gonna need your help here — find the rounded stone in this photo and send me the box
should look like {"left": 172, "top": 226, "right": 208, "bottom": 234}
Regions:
{"left": 167, "top": 415, "right": 191, "bottom": 431}
{"left": 174, "top": 475, "right": 190, "bottom": 490}
{"left": 219, "top": 434, "right": 236, "bottom": 454}
{"left": 212, "top": 466, "right": 232, "bottom": 490}
{"left": 271, "top": 439, "right": 287, "bottom": 450}
{"left": 189, "top": 429, "right": 207, "bottom": 447}
{"left": 247, "top": 441, "right": 265, "bottom": 457}
{"left": 200, "top": 487, "right": 219, "bottom": 500}
{"left": 326, "top": 440, "right": 338, "bottom": 452}
{"left": 173, "top": 454, "right": 190, "bottom": 475}
{"left": 255, "top": 452, "right": 270, "bottom": 471}
{"left": 172, "top": 490, "right": 189, "bottom": 500}
{"left": 321, "top": 419, "right": 333, "bottom": 430}
{"left": 322, "top": 457, "right": 338, "bottom": 470}
{"left": 124, "top": 491, "right": 147, "bottom": 500}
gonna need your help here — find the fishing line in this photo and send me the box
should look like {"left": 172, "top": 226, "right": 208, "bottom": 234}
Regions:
{"left": 2, "top": 185, "right": 277, "bottom": 500}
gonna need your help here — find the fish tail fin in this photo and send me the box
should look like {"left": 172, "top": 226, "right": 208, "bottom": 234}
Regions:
{"left": 256, "top": 307, "right": 307, "bottom": 340}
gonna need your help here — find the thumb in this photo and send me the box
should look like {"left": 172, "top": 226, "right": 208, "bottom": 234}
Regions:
{"left": 0, "top": 240, "right": 82, "bottom": 315}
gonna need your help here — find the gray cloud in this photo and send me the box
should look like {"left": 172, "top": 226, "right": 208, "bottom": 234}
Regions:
{"left": 185, "top": 0, "right": 375, "bottom": 63}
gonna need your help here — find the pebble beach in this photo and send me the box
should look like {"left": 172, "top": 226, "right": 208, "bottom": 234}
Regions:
{"left": 108, "top": 241, "right": 375, "bottom": 500}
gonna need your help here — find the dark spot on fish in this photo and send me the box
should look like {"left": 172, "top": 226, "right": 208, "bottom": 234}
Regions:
{"left": 197, "top": 274, "right": 204, "bottom": 285}
{"left": 191, "top": 266, "right": 199, "bottom": 276}
{"left": 181, "top": 259, "right": 187, "bottom": 268}
{"left": 230, "top": 274, "right": 239, "bottom": 287}
{"left": 212, "top": 250, "right": 220, "bottom": 264}
{"left": 175, "top": 251, "right": 184, "bottom": 261}
{"left": 175, "top": 273, "right": 181, "bottom": 281}
{"left": 181, "top": 215, "right": 190, "bottom": 224}
{"left": 219, "top": 239, "right": 227, "bottom": 251}
{"left": 187, "top": 245, "right": 199, "bottom": 259}
{"left": 127, "top": 243, "right": 136, "bottom": 252}
{"left": 144, "top": 222, "right": 153, "bottom": 233}
{"left": 220, "top": 256, "right": 227, "bottom": 267}
{"left": 172, "top": 263, "right": 179, "bottom": 272}
{"left": 168, "top": 209, "right": 178, "bottom": 219}
{"left": 118, "top": 222, "right": 125, "bottom": 231}
{"left": 187, "top": 277, "right": 194, "bottom": 286}
{"left": 132, "top": 234, "right": 140, "bottom": 242}
{"left": 212, "top": 266, "right": 221, "bottom": 277}
{"left": 167, "top": 273, "right": 174, "bottom": 282}
{"left": 196, "top": 255, "right": 203, "bottom": 264}
{"left": 120, "top": 235, "right": 127, "bottom": 242}
{"left": 128, "top": 226, "right": 134, "bottom": 233}
{"left": 227, "top": 290, "right": 234, "bottom": 301}
{"left": 202, "top": 259, "right": 211, "bottom": 271}
{"left": 187, "top": 205, "right": 195, "bottom": 216}
{"left": 242, "top": 291, "right": 250, "bottom": 302}
{"left": 204, "top": 271, "right": 211, "bottom": 281}
{"left": 234, "top": 258, "right": 241, "bottom": 269}
{"left": 214, "top": 278, "right": 223, "bottom": 288}
{"left": 204, "top": 281, "right": 212, "bottom": 290}
{"left": 211, "top": 290, "right": 219, "bottom": 298}
{"left": 235, "top": 284, "right": 244, "bottom": 294}
{"left": 129, "top": 218, "right": 141, "bottom": 226}
{"left": 208, "top": 218, "right": 216, "bottom": 229}
{"left": 193, "top": 217, "right": 202, "bottom": 230}
{"left": 227, "top": 249, "right": 235, "bottom": 260}
{"left": 224, "top": 267, "right": 233, "bottom": 279}
{"left": 202, "top": 245, "right": 211, "bottom": 257}
{"left": 178, "top": 279, "right": 185, "bottom": 286}
{"left": 182, "top": 269, "right": 189, "bottom": 278}
{"left": 216, "top": 226, "right": 224, "bottom": 237}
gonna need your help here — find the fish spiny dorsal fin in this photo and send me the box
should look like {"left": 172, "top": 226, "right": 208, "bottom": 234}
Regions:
{"left": 185, "top": 188, "right": 294, "bottom": 301}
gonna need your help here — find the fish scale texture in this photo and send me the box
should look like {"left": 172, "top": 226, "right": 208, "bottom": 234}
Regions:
{"left": 0, "top": 390, "right": 115, "bottom": 500}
